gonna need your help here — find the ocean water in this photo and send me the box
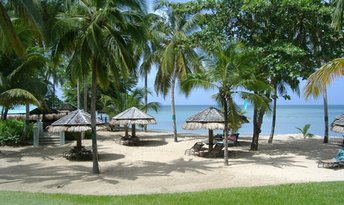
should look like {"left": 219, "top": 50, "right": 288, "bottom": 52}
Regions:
{"left": 5, "top": 104, "right": 344, "bottom": 137}
{"left": 147, "top": 105, "right": 344, "bottom": 137}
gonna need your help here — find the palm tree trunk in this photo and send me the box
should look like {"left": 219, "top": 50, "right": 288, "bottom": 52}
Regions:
{"left": 144, "top": 71, "right": 148, "bottom": 132}
{"left": 171, "top": 70, "right": 178, "bottom": 142}
{"left": 52, "top": 78, "right": 56, "bottom": 108}
{"left": 223, "top": 97, "right": 229, "bottom": 166}
{"left": 91, "top": 59, "right": 100, "bottom": 174}
{"left": 323, "top": 89, "right": 329, "bottom": 143}
{"left": 23, "top": 103, "right": 30, "bottom": 142}
{"left": 77, "top": 80, "right": 80, "bottom": 109}
{"left": 83, "top": 78, "right": 88, "bottom": 112}
{"left": 251, "top": 106, "right": 265, "bottom": 151}
{"left": 2, "top": 107, "right": 8, "bottom": 120}
{"left": 268, "top": 82, "right": 277, "bottom": 143}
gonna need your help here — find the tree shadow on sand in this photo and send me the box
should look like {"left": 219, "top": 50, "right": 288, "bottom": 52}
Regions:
{"left": 102, "top": 158, "right": 219, "bottom": 181}
{"left": 0, "top": 163, "right": 120, "bottom": 189}
{"left": 226, "top": 137, "right": 343, "bottom": 169}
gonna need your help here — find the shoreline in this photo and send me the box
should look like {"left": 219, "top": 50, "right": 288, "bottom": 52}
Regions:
{"left": 0, "top": 130, "right": 343, "bottom": 195}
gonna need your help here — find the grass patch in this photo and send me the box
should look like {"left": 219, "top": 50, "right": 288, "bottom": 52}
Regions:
{"left": 0, "top": 182, "right": 343, "bottom": 205}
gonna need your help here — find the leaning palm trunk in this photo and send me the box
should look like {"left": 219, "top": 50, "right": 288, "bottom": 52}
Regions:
{"left": 223, "top": 97, "right": 229, "bottom": 166}
{"left": 323, "top": 89, "right": 329, "bottom": 143}
{"left": 91, "top": 59, "right": 100, "bottom": 174}
{"left": 268, "top": 83, "right": 277, "bottom": 143}
{"left": 171, "top": 71, "right": 178, "bottom": 142}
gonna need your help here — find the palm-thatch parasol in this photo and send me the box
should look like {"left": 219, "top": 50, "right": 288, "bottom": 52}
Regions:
{"left": 48, "top": 109, "right": 106, "bottom": 149}
{"left": 56, "top": 103, "right": 77, "bottom": 114}
{"left": 110, "top": 107, "right": 156, "bottom": 138}
{"left": 183, "top": 107, "right": 225, "bottom": 151}
{"left": 331, "top": 114, "right": 344, "bottom": 145}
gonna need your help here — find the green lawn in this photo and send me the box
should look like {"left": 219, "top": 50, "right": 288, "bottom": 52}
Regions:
{"left": 0, "top": 182, "right": 343, "bottom": 205}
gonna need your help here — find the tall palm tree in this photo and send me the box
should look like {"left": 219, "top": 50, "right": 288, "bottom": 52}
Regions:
{"left": 154, "top": 8, "right": 202, "bottom": 142}
{"left": 183, "top": 41, "right": 268, "bottom": 165}
{"left": 53, "top": 0, "right": 145, "bottom": 174}
{"left": 268, "top": 77, "right": 299, "bottom": 143}
{"left": 137, "top": 13, "right": 162, "bottom": 131}
{"left": 305, "top": 58, "right": 344, "bottom": 102}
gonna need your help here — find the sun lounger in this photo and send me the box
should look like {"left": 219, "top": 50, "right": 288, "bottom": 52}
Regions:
{"left": 185, "top": 142, "right": 205, "bottom": 156}
{"left": 204, "top": 143, "right": 224, "bottom": 158}
{"left": 317, "top": 159, "right": 344, "bottom": 168}
{"left": 317, "top": 148, "right": 344, "bottom": 169}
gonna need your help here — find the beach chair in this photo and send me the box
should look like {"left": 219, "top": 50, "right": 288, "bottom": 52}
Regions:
{"left": 185, "top": 142, "right": 205, "bottom": 156}
{"left": 317, "top": 148, "right": 344, "bottom": 169}
{"left": 206, "top": 143, "right": 224, "bottom": 158}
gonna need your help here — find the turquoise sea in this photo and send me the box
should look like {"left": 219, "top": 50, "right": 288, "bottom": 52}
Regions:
{"left": 5, "top": 104, "right": 344, "bottom": 137}
{"left": 147, "top": 105, "right": 344, "bottom": 137}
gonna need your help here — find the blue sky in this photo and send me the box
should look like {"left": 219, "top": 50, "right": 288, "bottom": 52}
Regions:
{"left": 137, "top": 67, "right": 344, "bottom": 105}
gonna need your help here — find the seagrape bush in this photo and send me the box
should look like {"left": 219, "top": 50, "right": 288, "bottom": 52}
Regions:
{"left": 0, "top": 120, "right": 32, "bottom": 145}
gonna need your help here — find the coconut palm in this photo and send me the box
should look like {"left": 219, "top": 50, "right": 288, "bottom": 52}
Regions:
{"left": 0, "top": 46, "right": 46, "bottom": 115}
{"left": 183, "top": 41, "right": 269, "bottom": 165}
{"left": 0, "top": 0, "right": 44, "bottom": 56}
{"left": 304, "top": 58, "right": 344, "bottom": 143}
{"left": 53, "top": 0, "right": 145, "bottom": 174}
{"left": 154, "top": 8, "right": 202, "bottom": 142}
{"left": 137, "top": 13, "right": 163, "bottom": 131}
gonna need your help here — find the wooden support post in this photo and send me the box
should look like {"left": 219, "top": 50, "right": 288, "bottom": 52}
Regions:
{"left": 209, "top": 129, "right": 214, "bottom": 151}
{"left": 132, "top": 124, "right": 136, "bottom": 138}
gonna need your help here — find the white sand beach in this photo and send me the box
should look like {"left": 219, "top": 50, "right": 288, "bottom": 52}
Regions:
{"left": 0, "top": 131, "right": 343, "bottom": 195}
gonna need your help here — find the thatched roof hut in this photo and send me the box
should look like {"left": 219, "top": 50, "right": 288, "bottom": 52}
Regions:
{"left": 331, "top": 114, "right": 344, "bottom": 133}
{"left": 110, "top": 107, "right": 156, "bottom": 125}
{"left": 183, "top": 107, "right": 225, "bottom": 130}
{"left": 183, "top": 107, "right": 226, "bottom": 151}
{"left": 110, "top": 107, "right": 156, "bottom": 138}
{"left": 48, "top": 109, "right": 106, "bottom": 133}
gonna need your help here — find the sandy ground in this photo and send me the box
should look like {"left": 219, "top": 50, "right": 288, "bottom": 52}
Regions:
{"left": 0, "top": 130, "right": 343, "bottom": 195}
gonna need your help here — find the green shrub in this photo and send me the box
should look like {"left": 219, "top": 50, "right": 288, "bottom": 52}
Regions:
{"left": 0, "top": 120, "right": 23, "bottom": 145}
{"left": 0, "top": 120, "right": 34, "bottom": 145}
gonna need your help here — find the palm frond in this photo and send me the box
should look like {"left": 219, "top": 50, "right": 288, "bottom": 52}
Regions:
{"left": 332, "top": 0, "right": 344, "bottom": 30}
{"left": 0, "top": 88, "right": 40, "bottom": 106}
{"left": 0, "top": 3, "right": 25, "bottom": 56}
{"left": 304, "top": 58, "right": 344, "bottom": 98}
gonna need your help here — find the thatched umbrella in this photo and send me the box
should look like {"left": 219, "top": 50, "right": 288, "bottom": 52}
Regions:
{"left": 48, "top": 109, "right": 106, "bottom": 149}
{"left": 331, "top": 114, "right": 344, "bottom": 145}
{"left": 110, "top": 107, "right": 156, "bottom": 138}
{"left": 183, "top": 107, "right": 225, "bottom": 151}
{"left": 56, "top": 103, "right": 77, "bottom": 114}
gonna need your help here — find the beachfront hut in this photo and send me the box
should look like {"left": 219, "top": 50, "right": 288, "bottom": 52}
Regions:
{"left": 331, "top": 114, "right": 344, "bottom": 145}
{"left": 48, "top": 109, "right": 106, "bottom": 149}
{"left": 183, "top": 107, "right": 225, "bottom": 151}
{"left": 110, "top": 107, "right": 156, "bottom": 138}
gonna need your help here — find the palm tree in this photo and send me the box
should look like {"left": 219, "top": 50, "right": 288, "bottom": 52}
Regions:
{"left": 183, "top": 41, "right": 268, "bottom": 165}
{"left": 154, "top": 8, "right": 202, "bottom": 142}
{"left": 268, "top": 77, "right": 299, "bottom": 143}
{"left": 53, "top": 0, "right": 145, "bottom": 174}
{"left": 304, "top": 58, "right": 344, "bottom": 143}
{"left": 100, "top": 88, "right": 160, "bottom": 118}
{"left": 137, "top": 13, "right": 163, "bottom": 131}
{"left": 0, "top": 0, "right": 44, "bottom": 56}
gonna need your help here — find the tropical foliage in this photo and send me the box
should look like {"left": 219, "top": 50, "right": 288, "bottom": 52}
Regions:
{"left": 0, "top": 0, "right": 342, "bottom": 172}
